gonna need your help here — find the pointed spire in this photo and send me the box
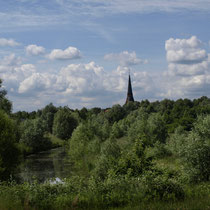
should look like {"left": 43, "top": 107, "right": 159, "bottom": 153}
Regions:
{"left": 125, "top": 73, "right": 134, "bottom": 104}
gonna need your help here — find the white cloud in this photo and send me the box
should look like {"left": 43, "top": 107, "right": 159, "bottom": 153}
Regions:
{"left": 57, "top": 62, "right": 105, "bottom": 95}
{"left": 162, "top": 36, "right": 210, "bottom": 99}
{"left": 15, "top": 64, "right": 36, "bottom": 78}
{"left": 48, "top": 47, "right": 82, "bottom": 60}
{"left": 0, "top": 53, "right": 158, "bottom": 111}
{"left": 18, "top": 73, "right": 51, "bottom": 94}
{"left": 2, "top": 35, "right": 209, "bottom": 111}
{"left": 26, "top": 44, "right": 45, "bottom": 56}
{"left": 165, "top": 36, "right": 207, "bottom": 64}
{"left": 0, "top": 54, "right": 22, "bottom": 67}
{"left": 0, "top": 38, "right": 20, "bottom": 47}
{"left": 104, "top": 51, "right": 147, "bottom": 66}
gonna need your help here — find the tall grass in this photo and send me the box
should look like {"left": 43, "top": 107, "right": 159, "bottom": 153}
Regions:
{"left": 0, "top": 179, "right": 209, "bottom": 210}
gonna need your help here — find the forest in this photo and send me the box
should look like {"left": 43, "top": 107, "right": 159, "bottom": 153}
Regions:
{"left": 0, "top": 78, "right": 210, "bottom": 209}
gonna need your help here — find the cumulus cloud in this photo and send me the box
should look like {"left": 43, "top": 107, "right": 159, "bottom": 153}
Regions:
{"left": 18, "top": 73, "right": 51, "bottom": 94}
{"left": 26, "top": 44, "right": 45, "bottom": 56}
{"left": 104, "top": 51, "right": 147, "bottom": 66}
{"left": 0, "top": 54, "right": 22, "bottom": 67}
{"left": 48, "top": 46, "right": 82, "bottom": 60}
{"left": 165, "top": 36, "right": 209, "bottom": 76}
{"left": 0, "top": 52, "right": 158, "bottom": 110}
{"left": 0, "top": 38, "right": 20, "bottom": 47}
{"left": 165, "top": 36, "right": 207, "bottom": 64}
{"left": 57, "top": 62, "right": 105, "bottom": 95}
{"left": 162, "top": 36, "right": 210, "bottom": 99}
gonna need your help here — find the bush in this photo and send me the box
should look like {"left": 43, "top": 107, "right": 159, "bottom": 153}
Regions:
{"left": 146, "top": 141, "right": 172, "bottom": 159}
{"left": 181, "top": 115, "right": 210, "bottom": 182}
{"left": 141, "top": 168, "right": 185, "bottom": 200}
{"left": 183, "top": 132, "right": 210, "bottom": 182}
{"left": 166, "top": 126, "right": 188, "bottom": 156}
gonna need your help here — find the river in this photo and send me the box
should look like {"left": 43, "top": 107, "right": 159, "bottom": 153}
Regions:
{"left": 15, "top": 147, "right": 72, "bottom": 183}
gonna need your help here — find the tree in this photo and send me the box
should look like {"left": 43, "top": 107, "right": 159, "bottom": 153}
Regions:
{"left": 182, "top": 115, "right": 210, "bottom": 182}
{"left": 105, "top": 104, "right": 125, "bottom": 124}
{"left": 147, "top": 113, "right": 167, "bottom": 144}
{"left": 41, "top": 103, "right": 58, "bottom": 133}
{"left": 20, "top": 118, "right": 51, "bottom": 153}
{"left": 0, "top": 79, "right": 12, "bottom": 114}
{"left": 53, "top": 108, "right": 78, "bottom": 140}
{"left": 0, "top": 110, "right": 20, "bottom": 180}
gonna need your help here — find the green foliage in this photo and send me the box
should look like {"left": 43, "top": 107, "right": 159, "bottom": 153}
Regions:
{"left": 183, "top": 136, "right": 210, "bottom": 182}
{"left": 53, "top": 107, "right": 78, "bottom": 140}
{"left": 127, "top": 110, "right": 167, "bottom": 144}
{"left": 147, "top": 113, "right": 167, "bottom": 144}
{"left": 146, "top": 141, "right": 172, "bottom": 159}
{"left": 0, "top": 79, "right": 12, "bottom": 114}
{"left": 188, "top": 115, "right": 210, "bottom": 182}
{"left": 41, "top": 103, "right": 57, "bottom": 133}
{"left": 20, "top": 118, "right": 52, "bottom": 153}
{"left": 127, "top": 108, "right": 149, "bottom": 142}
{"left": 111, "top": 122, "right": 124, "bottom": 138}
{"left": 123, "top": 101, "right": 140, "bottom": 115}
{"left": 116, "top": 138, "right": 152, "bottom": 177}
{"left": 141, "top": 167, "right": 185, "bottom": 200}
{"left": 168, "top": 115, "right": 210, "bottom": 182}
{"left": 105, "top": 104, "right": 126, "bottom": 124}
{"left": 0, "top": 180, "right": 209, "bottom": 210}
{"left": 1, "top": 94, "right": 210, "bottom": 208}
{"left": 93, "top": 138, "right": 121, "bottom": 180}
{"left": 0, "top": 110, "right": 20, "bottom": 180}
{"left": 166, "top": 126, "right": 188, "bottom": 156}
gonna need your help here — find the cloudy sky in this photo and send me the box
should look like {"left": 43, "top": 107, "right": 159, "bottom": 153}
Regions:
{"left": 0, "top": 0, "right": 210, "bottom": 111}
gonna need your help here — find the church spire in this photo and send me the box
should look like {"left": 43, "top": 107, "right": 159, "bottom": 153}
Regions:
{"left": 125, "top": 73, "right": 134, "bottom": 104}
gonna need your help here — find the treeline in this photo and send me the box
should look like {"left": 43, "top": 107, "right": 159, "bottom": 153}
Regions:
{"left": 69, "top": 97, "right": 210, "bottom": 182}
{"left": 0, "top": 78, "right": 210, "bottom": 209}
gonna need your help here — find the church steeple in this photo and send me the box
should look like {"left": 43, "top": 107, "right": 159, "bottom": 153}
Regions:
{"left": 125, "top": 73, "right": 134, "bottom": 104}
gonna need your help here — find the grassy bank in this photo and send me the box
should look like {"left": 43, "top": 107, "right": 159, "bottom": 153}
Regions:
{"left": 0, "top": 179, "right": 209, "bottom": 210}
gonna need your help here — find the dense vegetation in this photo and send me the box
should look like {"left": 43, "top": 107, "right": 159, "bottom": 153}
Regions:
{"left": 0, "top": 78, "right": 210, "bottom": 209}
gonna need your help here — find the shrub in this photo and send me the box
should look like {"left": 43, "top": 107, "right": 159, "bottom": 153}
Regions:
{"left": 181, "top": 115, "right": 210, "bottom": 182}
{"left": 183, "top": 133, "right": 210, "bottom": 182}
{"left": 141, "top": 168, "right": 185, "bottom": 200}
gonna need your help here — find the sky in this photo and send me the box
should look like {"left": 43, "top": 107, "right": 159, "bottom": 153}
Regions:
{"left": 0, "top": 0, "right": 210, "bottom": 111}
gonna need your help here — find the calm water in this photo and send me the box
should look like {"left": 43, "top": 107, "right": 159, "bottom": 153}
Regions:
{"left": 16, "top": 147, "right": 72, "bottom": 183}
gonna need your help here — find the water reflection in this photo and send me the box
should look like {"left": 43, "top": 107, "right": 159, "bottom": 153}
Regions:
{"left": 16, "top": 147, "right": 72, "bottom": 183}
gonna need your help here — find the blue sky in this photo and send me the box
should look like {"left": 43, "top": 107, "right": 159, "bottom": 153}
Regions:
{"left": 0, "top": 0, "right": 210, "bottom": 111}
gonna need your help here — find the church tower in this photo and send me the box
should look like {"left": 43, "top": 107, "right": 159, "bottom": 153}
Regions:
{"left": 125, "top": 73, "right": 134, "bottom": 104}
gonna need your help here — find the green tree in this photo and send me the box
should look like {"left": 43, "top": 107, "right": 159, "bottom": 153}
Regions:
{"left": 182, "top": 115, "right": 210, "bottom": 182}
{"left": 20, "top": 118, "right": 51, "bottom": 152}
{"left": 0, "top": 110, "right": 20, "bottom": 180}
{"left": 53, "top": 108, "right": 78, "bottom": 140}
{"left": 0, "top": 79, "right": 12, "bottom": 114}
{"left": 41, "top": 103, "right": 58, "bottom": 133}
{"left": 105, "top": 104, "right": 125, "bottom": 124}
{"left": 147, "top": 113, "right": 167, "bottom": 144}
